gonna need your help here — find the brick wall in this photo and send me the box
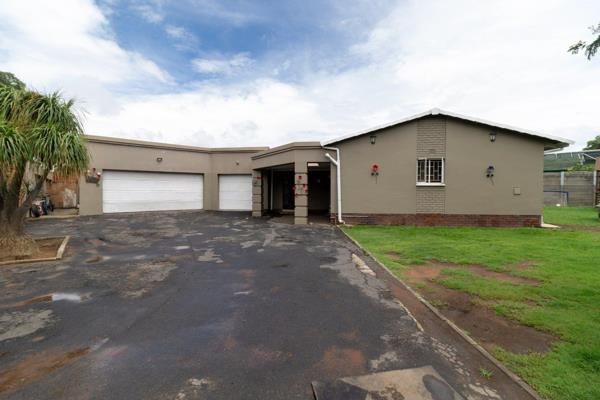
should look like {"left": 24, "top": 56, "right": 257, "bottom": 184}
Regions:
{"left": 417, "top": 117, "right": 446, "bottom": 157}
{"left": 416, "top": 186, "right": 445, "bottom": 213}
{"left": 416, "top": 117, "right": 446, "bottom": 213}
{"left": 45, "top": 176, "right": 78, "bottom": 208}
{"left": 331, "top": 213, "right": 541, "bottom": 227}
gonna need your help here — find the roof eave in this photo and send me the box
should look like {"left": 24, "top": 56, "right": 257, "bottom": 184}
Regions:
{"left": 322, "top": 108, "right": 574, "bottom": 149}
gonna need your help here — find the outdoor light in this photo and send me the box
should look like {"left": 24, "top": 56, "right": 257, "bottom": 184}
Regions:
{"left": 370, "top": 134, "right": 377, "bottom": 144}
{"left": 486, "top": 165, "right": 495, "bottom": 178}
{"left": 156, "top": 157, "right": 163, "bottom": 162}
{"left": 489, "top": 132, "right": 496, "bottom": 142}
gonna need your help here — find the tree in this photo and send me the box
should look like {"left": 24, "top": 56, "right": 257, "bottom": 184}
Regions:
{"left": 569, "top": 23, "right": 600, "bottom": 59}
{"left": 0, "top": 72, "right": 25, "bottom": 90}
{"left": 583, "top": 135, "right": 600, "bottom": 150}
{"left": 0, "top": 72, "right": 89, "bottom": 258}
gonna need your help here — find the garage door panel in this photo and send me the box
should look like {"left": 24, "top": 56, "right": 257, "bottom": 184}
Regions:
{"left": 219, "top": 175, "right": 252, "bottom": 211}
{"left": 103, "top": 171, "right": 203, "bottom": 213}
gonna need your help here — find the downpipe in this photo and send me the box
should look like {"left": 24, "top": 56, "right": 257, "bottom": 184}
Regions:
{"left": 323, "top": 146, "right": 344, "bottom": 224}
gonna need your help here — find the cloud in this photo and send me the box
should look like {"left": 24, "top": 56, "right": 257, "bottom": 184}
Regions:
{"left": 132, "top": 1, "right": 164, "bottom": 24}
{"left": 86, "top": 79, "right": 328, "bottom": 147}
{"left": 191, "top": 53, "right": 253, "bottom": 75}
{"left": 165, "top": 25, "right": 189, "bottom": 39}
{"left": 0, "top": 0, "right": 173, "bottom": 115}
{"left": 164, "top": 24, "right": 198, "bottom": 51}
{"left": 1, "top": 0, "right": 599, "bottom": 151}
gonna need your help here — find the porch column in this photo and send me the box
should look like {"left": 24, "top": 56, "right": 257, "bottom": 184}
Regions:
{"left": 252, "top": 170, "right": 262, "bottom": 217}
{"left": 294, "top": 162, "right": 308, "bottom": 224}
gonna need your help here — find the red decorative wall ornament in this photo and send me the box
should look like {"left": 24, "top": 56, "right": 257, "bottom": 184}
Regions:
{"left": 371, "top": 164, "right": 379, "bottom": 176}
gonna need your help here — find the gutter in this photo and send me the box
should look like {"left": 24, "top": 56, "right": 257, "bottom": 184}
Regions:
{"left": 323, "top": 146, "right": 344, "bottom": 224}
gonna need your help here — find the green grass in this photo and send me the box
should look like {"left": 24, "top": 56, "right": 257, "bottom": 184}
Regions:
{"left": 543, "top": 206, "right": 600, "bottom": 227}
{"left": 342, "top": 220, "right": 600, "bottom": 400}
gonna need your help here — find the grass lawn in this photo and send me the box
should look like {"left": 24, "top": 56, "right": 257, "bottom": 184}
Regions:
{"left": 342, "top": 210, "right": 600, "bottom": 400}
{"left": 543, "top": 206, "right": 600, "bottom": 227}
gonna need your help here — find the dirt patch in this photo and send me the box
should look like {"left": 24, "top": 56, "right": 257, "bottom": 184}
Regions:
{"left": 403, "top": 261, "right": 553, "bottom": 353}
{"left": 0, "top": 237, "right": 64, "bottom": 264}
{"left": 338, "top": 330, "right": 360, "bottom": 342}
{"left": 513, "top": 261, "right": 536, "bottom": 270}
{"left": 314, "top": 347, "right": 366, "bottom": 377}
{"left": 222, "top": 336, "right": 238, "bottom": 351}
{"left": 412, "top": 278, "right": 556, "bottom": 354}
{"left": 249, "top": 346, "right": 293, "bottom": 367}
{"left": 0, "top": 347, "right": 89, "bottom": 394}
{"left": 385, "top": 251, "right": 402, "bottom": 261}
{"left": 237, "top": 269, "right": 256, "bottom": 279}
{"left": 405, "top": 261, "right": 541, "bottom": 286}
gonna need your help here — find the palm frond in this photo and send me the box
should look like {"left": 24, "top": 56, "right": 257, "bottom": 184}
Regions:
{"left": 30, "top": 125, "right": 89, "bottom": 178}
{"left": 0, "top": 122, "right": 29, "bottom": 171}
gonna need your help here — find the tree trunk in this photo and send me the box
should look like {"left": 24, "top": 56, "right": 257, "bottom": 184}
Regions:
{"left": 0, "top": 211, "right": 39, "bottom": 260}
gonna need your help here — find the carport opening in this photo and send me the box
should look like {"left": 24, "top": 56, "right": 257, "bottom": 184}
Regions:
{"left": 264, "top": 164, "right": 295, "bottom": 216}
{"left": 260, "top": 162, "right": 331, "bottom": 224}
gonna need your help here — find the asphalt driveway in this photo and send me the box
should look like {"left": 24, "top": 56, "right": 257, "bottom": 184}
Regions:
{"left": 0, "top": 212, "right": 530, "bottom": 399}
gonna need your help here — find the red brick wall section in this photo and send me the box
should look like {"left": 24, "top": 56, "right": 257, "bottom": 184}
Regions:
{"left": 46, "top": 176, "right": 78, "bottom": 208}
{"left": 330, "top": 213, "right": 541, "bottom": 227}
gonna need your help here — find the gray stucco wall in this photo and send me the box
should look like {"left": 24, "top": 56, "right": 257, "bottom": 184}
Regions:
{"left": 79, "top": 137, "right": 264, "bottom": 215}
{"left": 331, "top": 116, "right": 545, "bottom": 217}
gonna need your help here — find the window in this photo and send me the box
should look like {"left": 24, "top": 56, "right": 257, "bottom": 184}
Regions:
{"left": 417, "top": 158, "right": 444, "bottom": 185}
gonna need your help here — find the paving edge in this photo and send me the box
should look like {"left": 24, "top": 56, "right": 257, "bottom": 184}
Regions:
{"left": 0, "top": 235, "right": 70, "bottom": 267}
{"left": 337, "top": 227, "right": 544, "bottom": 400}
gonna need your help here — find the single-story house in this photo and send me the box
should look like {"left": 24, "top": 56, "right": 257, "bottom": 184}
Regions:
{"left": 78, "top": 108, "right": 572, "bottom": 227}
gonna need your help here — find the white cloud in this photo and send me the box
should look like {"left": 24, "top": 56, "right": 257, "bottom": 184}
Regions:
{"left": 165, "top": 25, "right": 188, "bottom": 39}
{"left": 132, "top": 2, "right": 164, "bottom": 24}
{"left": 0, "top": 0, "right": 173, "bottom": 115}
{"left": 1, "top": 0, "right": 599, "bottom": 150}
{"left": 191, "top": 53, "right": 253, "bottom": 75}
{"left": 86, "top": 79, "right": 327, "bottom": 147}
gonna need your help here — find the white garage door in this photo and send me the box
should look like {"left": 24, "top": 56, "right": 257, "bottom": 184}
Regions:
{"left": 102, "top": 171, "right": 203, "bottom": 213}
{"left": 219, "top": 175, "right": 252, "bottom": 211}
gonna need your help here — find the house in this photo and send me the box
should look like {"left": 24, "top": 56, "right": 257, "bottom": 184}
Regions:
{"left": 78, "top": 109, "right": 572, "bottom": 227}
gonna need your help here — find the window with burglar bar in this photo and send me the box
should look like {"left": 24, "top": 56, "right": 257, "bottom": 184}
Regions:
{"left": 417, "top": 158, "right": 444, "bottom": 184}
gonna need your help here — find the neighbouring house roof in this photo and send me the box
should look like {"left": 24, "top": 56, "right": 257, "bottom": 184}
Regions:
{"left": 322, "top": 108, "right": 574, "bottom": 150}
{"left": 544, "top": 150, "right": 600, "bottom": 171}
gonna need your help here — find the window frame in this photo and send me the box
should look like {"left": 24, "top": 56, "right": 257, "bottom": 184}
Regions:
{"left": 416, "top": 157, "right": 445, "bottom": 186}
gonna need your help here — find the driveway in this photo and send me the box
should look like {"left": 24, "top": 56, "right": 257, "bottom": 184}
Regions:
{"left": 1, "top": 212, "right": 530, "bottom": 399}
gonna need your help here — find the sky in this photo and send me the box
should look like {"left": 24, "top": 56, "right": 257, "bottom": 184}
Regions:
{"left": 0, "top": 0, "right": 598, "bottom": 150}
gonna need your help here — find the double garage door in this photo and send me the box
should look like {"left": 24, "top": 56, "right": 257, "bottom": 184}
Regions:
{"left": 102, "top": 171, "right": 251, "bottom": 213}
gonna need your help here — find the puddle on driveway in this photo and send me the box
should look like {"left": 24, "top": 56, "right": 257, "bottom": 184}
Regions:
{"left": 1, "top": 293, "right": 86, "bottom": 309}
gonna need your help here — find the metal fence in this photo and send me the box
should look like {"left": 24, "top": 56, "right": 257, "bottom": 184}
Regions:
{"left": 544, "top": 171, "right": 598, "bottom": 206}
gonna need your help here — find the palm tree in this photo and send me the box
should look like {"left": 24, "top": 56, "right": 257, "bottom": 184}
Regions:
{"left": 0, "top": 72, "right": 89, "bottom": 258}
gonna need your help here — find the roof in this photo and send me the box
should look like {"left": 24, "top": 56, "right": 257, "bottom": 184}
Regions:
{"left": 322, "top": 108, "right": 574, "bottom": 150}
{"left": 251, "top": 141, "right": 323, "bottom": 160}
{"left": 85, "top": 134, "right": 268, "bottom": 154}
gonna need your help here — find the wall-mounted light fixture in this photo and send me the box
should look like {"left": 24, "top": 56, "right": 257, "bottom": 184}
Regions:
{"left": 156, "top": 157, "right": 163, "bottom": 163}
{"left": 489, "top": 132, "right": 496, "bottom": 142}
{"left": 370, "top": 134, "right": 377, "bottom": 145}
{"left": 486, "top": 165, "right": 495, "bottom": 178}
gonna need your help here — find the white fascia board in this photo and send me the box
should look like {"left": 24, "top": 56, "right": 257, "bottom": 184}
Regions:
{"left": 321, "top": 108, "right": 574, "bottom": 147}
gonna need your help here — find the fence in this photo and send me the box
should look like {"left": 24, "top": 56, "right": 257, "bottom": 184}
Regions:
{"left": 543, "top": 171, "right": 597, "bottom": 206}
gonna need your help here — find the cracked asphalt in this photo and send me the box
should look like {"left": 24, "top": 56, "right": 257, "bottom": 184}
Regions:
{"left": 0, "top": 211, "right": 531, "bottom": 399}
